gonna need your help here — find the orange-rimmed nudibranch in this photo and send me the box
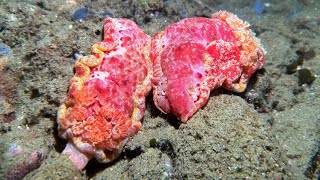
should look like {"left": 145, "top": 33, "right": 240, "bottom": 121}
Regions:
{"left": 151, "top": 11, "right": 265, "bottom": 122}
{"left": 57, "top": 18, "right": 152, "bottom": 170}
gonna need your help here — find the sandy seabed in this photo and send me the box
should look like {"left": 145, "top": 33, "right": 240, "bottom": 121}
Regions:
{"left": 0, "top": 0, "right": 319, "bottom": 179}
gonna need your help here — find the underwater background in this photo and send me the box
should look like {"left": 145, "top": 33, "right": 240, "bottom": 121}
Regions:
{"left": 0, "top": 0, "right": 319, "bottom": 179}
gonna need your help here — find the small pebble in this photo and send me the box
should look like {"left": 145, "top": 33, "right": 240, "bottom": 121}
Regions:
{"left": 0, "top": 42, "right": 13, "bottom": 57}
{"left": 72, "top": 7, "right": 89, "bottom": 21}
{"left": 298, "top": 68, "right": 316, "bottom": 86}
{"left": 99, "top": 11, "right": 113, "bottom": 18}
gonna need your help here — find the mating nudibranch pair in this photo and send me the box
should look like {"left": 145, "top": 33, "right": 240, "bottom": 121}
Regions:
{"left": 57, "top": 11, "right": 265, "bottom": 169}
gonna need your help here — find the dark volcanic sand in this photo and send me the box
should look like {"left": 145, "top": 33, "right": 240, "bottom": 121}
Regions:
{"left": 0, "top": 0, "right": 319, "bottom": 179}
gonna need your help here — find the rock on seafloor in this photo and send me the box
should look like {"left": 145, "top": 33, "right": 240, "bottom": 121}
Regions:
{"left": 0, "top": 121, "right": 51, "bottom": 180}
